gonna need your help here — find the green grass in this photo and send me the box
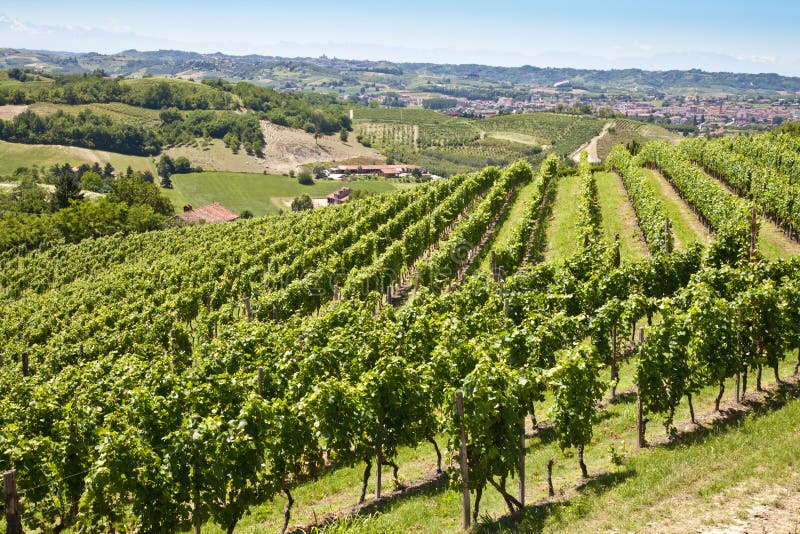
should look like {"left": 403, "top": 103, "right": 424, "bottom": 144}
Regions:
{"left": 639, "top": 168, "right": 711, "bottom": 249}
{"left": 755, "top": 219, "right": 800, "bottom": 261}
{"left": 164, "top": 139, "right": 271, "bottom": 174}
{"left": 161, "top": 172, "right": 402, "bottom": 216}
{"left": 0, "top": 140, "right": 157, "bottom": 177}
{"left": 497, "top": 375, "right": 800, "bottom": 534}
{"left": 544, "top": 174, "right": 581, "bottom": 261}
{"left": 594, "top": 171, "right": 650, "bottom": 260}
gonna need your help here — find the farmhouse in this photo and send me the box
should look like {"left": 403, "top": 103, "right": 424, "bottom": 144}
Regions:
{"left": 333, "top": 164, "right": 424, "bottom": 177}
{"left": 327, "top": 186, "right": 352, "bottom": 205}
{"left": 175, "top": 203, "right": 240, "bottom": 224}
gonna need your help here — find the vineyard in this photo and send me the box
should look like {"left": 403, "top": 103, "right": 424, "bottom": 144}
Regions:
{"left": 352, "top": 108, "right": 605, "bottom": 176}
{"left": 2, "top": 128, "right": 800, "bottom": 533}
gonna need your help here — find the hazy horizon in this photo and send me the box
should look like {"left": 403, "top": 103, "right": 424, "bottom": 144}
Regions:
{"left": 2, "top": 0, "right": 799, "bottom": 77}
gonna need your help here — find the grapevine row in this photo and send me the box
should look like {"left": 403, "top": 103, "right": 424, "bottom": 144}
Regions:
{"left": 492, "top": 155, "right": 557, "bottom": 273}
{"left": 606, "top": 145, "right": 673, "bottom": 254}
{"left": 635, "top": 141, "right": 753, "bottom": 262}
{"left": 682, "top": 136, "right": 800, "bottom": 238}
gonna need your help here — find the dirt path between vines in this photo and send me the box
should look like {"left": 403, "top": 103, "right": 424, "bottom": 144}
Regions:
{"left": 571, "top": 121, "right": 613, "bottom": 164}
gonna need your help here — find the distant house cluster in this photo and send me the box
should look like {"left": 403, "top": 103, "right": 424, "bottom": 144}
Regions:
{"left": 175, "top": 203, "right": 240, "bottom": 224}
{"left": 331, "top": 164, "right": 426, "bottom": 178}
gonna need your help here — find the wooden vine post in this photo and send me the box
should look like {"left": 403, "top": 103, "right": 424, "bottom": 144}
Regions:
{"left": 610, "top": 323, "right": 618, "bottom": 399}
{"left": 664, "top": 217, "right": 672, "bottom": 255}
{"left": 455, "top": 391, "right": 470, "bottom": 529}
{"left": 4, "top": 470, "right": 22, "bottom": 534}
{"left": 375, "top": 433, "right": 383, "bottom": 500}
{"left": 636, "top": 327, "right": 646, "bottom": 448}
{"left": 518, "top": 419, "right": 525, "bottom": 507}
{"left": 636, "top": 392, "right": 645, "bottom": 449}
{"left": 749, "top": 208, "right": 758, "bottom": 261}
{"left": 242, "top": 295, "right": 253, "bottom": 321}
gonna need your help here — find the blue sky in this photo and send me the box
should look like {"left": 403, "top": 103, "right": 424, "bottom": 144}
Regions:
{"left": 2, "top": 0, "right": 800, "bottom": 75}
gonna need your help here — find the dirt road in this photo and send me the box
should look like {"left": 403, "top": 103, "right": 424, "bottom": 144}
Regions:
{"left": 571, "top": 121, "right": 613, "bottom": 164}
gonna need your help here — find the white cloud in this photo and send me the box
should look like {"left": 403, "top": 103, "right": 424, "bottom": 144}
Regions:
{"left": 736, "top": 54, "right": 777, "bottom": 65}
{"left": 9, "top": 18, "right": 48, "bottom": 35}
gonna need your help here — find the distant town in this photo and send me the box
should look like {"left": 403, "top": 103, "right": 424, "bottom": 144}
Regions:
{"left": 364, "top": 90, "right": 800, "bottom": 134}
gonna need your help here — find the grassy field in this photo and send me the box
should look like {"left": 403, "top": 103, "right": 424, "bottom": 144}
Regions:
{"left": 481, "top": 113, "right": 605, "bottom": 156}
{"left": 594, "top": 171, "right": 650, "bottom": 260}
{"left": 164, "top": 139, "right": 270, "bottom": 174}
{"left": 544, "top": 173, "right": 581, "bottom": 262}
{"left": 161, "top": 172, "right": 403, "bottom": 216}
{"left": 0, "top": 140, "right": 157, "bottom": 176}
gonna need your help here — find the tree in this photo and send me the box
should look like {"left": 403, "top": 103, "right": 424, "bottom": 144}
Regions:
{"left": 291, "top": 194, "right": 313, "bottom": 211}
{"left": 80, "top": 171, "right": 109, "bottom": 193}
{"left": 159, "top": 108, "right": 183, "bottom": 124}
{"left": 297, "top": 171, "right": 314, "bottom": 186}
{"left": 156, "top": 155, "right": 174, "bottom": 179}
{"left": 312, "top": 110, "right": 324, "bottom": 146}
{"left": 8, "top": 175, "right": 50, "bottom": 213}
{"left": 103, "top": 163, "right": 115, "bottom": 178}
{"left": 339, "top": 128, "right": 349, "bottom": 142}
{"left": 172, "top": 157, "right": 199, "bottom": 174}
{"left": 312, "top": 166, "right": 327, "bottom": 180}
{"left": 108, "top": 175, "right": 174, "bottom": 216}
{"left": 51, "top": 170, "right": 84, "bottom": 210}
{"left": 625, "top": 139, "right": 642, "bottom": 156}
{"left": 160, "top": 174, "right": 173, "bottom": 189}
{"left": 240, "top": 209, "right": 254, "bottom": 219}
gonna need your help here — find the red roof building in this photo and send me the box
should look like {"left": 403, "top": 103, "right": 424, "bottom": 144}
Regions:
{"left": 175, "top": 203, "right": 240, "bottom": 224}
{"left": 334, "top": 164, "right": 424, "bottom": 177}
{"left": 327, "top": 187, "right": 352, "bottom": 205}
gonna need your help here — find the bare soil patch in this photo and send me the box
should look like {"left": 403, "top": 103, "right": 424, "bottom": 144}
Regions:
{"left": 260, "top": 121, "right": 383, "bottom": 174}
{"left": 0, "top": 105, "right": 28, "bottom": 120}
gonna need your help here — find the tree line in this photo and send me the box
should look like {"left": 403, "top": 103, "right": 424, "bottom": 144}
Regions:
{"left": 0, "top": 108, "right": 264, "bottom": 157}
{"left": 0, "top": 164, "right": 175, "bottom": 252}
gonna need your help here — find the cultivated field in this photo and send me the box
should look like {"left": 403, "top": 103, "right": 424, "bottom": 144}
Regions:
{"left": 162, "top": 171, "right": 402, "bottom": 216}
